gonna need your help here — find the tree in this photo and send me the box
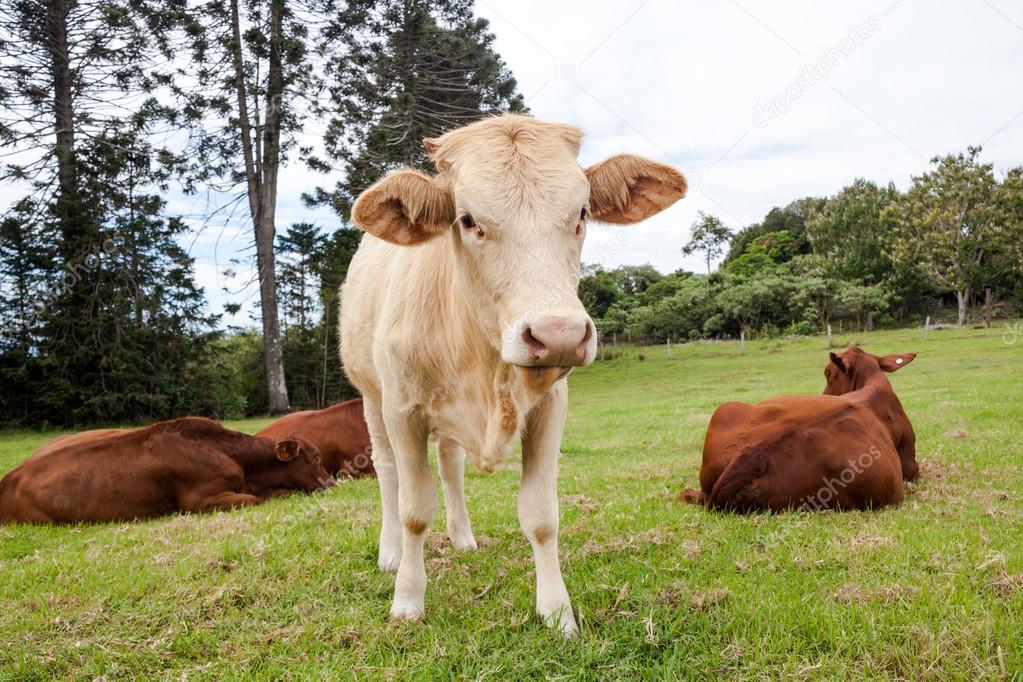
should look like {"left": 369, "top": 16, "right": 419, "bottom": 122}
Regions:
{"left": 1, "top": 126, "right": 226, "bottom": 425}
{"left": 276, "top": 222, "right": 327, "bottom": 409}
{"left": 723, "top": 197, "right": 823, "bottom": 264}
{"left": 805, "top": 179, "right": 898, "bottom": 285}
{"left": 277, "top": 222, "right": 324, "bottom": 332}
{"left": 0, "top": 0, "right": 232, "bottom": 426}
{"left": 578, "top": 265, "right": 622, "bottom": 319}
{"left": 682, "top": 212, "right": 731, "bottom": 274}
{"left": 884, "top": 147, "right": 1000, "bottom": 326}
{"left": 717, "top": 273, "right": 794, "bottom": 339}
{"left": 608, "top": 264, "right": 663, "bottom": 296}
{"left": 991, "top": 166, "right": 1023, "bottom": 295}
{"left": 789, "top": 261, "right": 841, "bottom": 331}
{"left": 307, "top": 0, "right": 526, "bottom": 218}
{"left": 837, "top": 282, "right": 891, "bottom": 332}
{"left": 172, "top": 0, "right": 320, "bottom": 414}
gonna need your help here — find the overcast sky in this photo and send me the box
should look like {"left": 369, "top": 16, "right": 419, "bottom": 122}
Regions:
{"left": 12, "top": 0, "right": 1023, "bottom": 327}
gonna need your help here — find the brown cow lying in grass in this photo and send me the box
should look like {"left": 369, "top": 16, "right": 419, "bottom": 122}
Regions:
{"left": 0, "top": 417, "right": 331, "bottom": 524}
{"left": 682, "top": 346, "right": 918, "bottom": 511}
{"left": 256, "top": 397, "right": 374, "bottom": 478}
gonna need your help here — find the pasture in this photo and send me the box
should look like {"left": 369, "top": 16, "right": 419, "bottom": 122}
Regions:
{"left": 1, "top": 325, "right": 1021, "bottom": 680}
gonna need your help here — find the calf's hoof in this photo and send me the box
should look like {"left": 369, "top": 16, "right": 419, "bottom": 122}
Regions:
{"left": 448, "top": 530, "right": 478, "bottom": 551}
{"left": 389, "top": 601, "right": 425, "bottom": 623}
{"left": 540, "top": 606, "right": 578, "bottom": 639}
{"left": 377, "top": 549, "right": 402, "bottom": 573}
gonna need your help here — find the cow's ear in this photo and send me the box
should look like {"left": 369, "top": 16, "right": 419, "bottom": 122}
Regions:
{"left": 352, "top": 169, "right": 455, "bottom": 246}
{"left": 829, "top": 352, "right": 846, "bottom": 372}
{"left": 275, "top": 439, "right": 300, "bottom": 462}
{"left": 585, "top": 155, "right": 687, "bottom": 225}
{"left": 878, "top": 353, "right": 916, "bottom": 372}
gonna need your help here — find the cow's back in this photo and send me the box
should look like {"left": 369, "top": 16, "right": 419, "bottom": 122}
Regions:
{"left": 701, "top": 395, "right": 903, "bottom": 510}
{"left": 0, "top": 428, "right": 245, "bottom": 523}
{"left": 256, "top": 400, "right": 373, "bottom": 477}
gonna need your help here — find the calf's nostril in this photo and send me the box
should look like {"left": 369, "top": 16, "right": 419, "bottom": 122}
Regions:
{"left": 581, "top": 321, "right": 593, "bottom": 346}
{"left": 522, "top": 327, "right": 546, "bottom": 352}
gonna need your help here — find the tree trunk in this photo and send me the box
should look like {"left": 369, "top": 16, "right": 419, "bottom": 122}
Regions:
{"left": 956, "top": 289, "right": 969, "bottom": 327}
{"left": 229, "top": 0, "right": 290, "bottom": 415}
{"left": 48, "top": 0, "right": 78, "bottom": 257}
{"left": 984, "top": 288, "right": 993, "bottom": 328}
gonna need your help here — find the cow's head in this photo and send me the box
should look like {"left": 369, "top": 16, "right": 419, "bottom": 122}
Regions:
{"left": 352, "top": 115, "right": 686, "bottom": 379}
{"left": 273, "top": 437, "right": 333, "bottom": 492}
{"left": 824, "top": 346, "right": 916, "bottom": 395}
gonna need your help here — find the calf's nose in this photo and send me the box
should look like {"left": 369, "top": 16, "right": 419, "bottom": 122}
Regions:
{"left": 522, "top": 317, "right": 593, "bottom": 365}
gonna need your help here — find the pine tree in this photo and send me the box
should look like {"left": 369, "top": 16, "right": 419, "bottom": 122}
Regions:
{"left": 276, "top": 222, "right": 325, "bottom": 408}
{"left": 307, "top": 0, "right": 526, "bottom": 218}
{"left": 0, "top": 1, "right": 226, "bottom": 425}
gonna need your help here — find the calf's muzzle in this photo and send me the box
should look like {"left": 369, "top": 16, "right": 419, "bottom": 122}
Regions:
{"left": 519, "top": 315, "right": 594, "bottom": 367}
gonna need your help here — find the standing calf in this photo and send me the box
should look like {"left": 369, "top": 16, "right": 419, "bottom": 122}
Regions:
{"left": 340, "top": 115, "right": 687, "bottom": 634}
{"left": 684, "top": 346, "right": 918, "bottom": 511}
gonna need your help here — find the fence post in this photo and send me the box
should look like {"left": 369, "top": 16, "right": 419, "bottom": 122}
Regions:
{"left": 924, "top": 316, "right": 930, "bottom": 340}
{"left": 666, "top": 338, "right": 671, "bottom": 358}
{"left": 740, "top": 330, "right": 746, "bottom": 354}
{"left": 985, "top": 288, "right": 993, "bottom": 328}
{"left": 827, "top": 323, "right": 832, "bottom": 348}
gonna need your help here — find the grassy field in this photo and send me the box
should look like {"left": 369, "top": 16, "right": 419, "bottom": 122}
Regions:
{"left": 2, "top": 324, "right": 1022, "bottom": 680}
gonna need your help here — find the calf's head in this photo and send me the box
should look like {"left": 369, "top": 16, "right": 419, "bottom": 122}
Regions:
{"left": 824, "top": 346, "right": 916, "bottom": 394}
{"left": 352, "top": 115, "right": 686, "bottom": 374}
{"left": 273, "top": 437, "right": 333, "bottom": 492}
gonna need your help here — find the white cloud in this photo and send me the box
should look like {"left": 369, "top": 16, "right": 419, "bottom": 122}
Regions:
{"left": 475, "top": 0, "right": 1023, "bottom": 275}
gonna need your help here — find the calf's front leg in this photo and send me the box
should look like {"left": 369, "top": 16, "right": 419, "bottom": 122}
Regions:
{"left": 519, "top": 381, "right": 578, "bottom": 637}
{"left": 363, "top": 395, "right": 402, "bottom": 572}
{"left": 384, "top": 407, "right": 436, "bottom": 621}
{"left": 437, "top": 437, "right": 477, "bottom": 550}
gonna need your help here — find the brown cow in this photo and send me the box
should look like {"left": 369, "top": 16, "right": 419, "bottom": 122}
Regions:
{"left": 255, "top": 398, "right": 374, "bottom": 478}
{"left": 682, "top": 346, "right": 918, "bottom": 512}
{"left": 0, "top": 417, "right": 331, "bottom": 524}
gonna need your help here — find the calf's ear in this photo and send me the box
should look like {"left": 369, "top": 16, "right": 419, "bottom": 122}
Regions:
{"left": 351, "top": 169, "right": 455, "bottom": 246}
{"left": 829, "top": 352, "right": 846, "bottom": 372}
{"left": 585, "top": 154, "right": 687, "bottom": 224}
{"left": 275, "top": 439, "right": 300, "bottom": 462}
{"left": 878, "top": 353, "right": 916, "bottom": 372}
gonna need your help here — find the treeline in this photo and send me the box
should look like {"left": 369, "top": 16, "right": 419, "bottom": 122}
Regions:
{"left": 583, "top": 147, "right": 1023, "bottom": 345}
{"left": 0, "top": 0, "right": 523, "bottom": 426}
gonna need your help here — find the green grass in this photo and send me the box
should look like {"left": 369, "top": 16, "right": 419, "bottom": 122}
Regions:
{"left": 2, "top": 324, "right": 1022, "bottom": 680}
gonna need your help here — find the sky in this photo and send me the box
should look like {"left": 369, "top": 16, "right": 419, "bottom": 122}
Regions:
{"left": 7, "top": 0, "right": 1023, "bottom": 327}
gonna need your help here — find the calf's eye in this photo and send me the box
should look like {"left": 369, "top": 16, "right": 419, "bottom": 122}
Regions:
{"left": 460, "top": 213, "right": 485, "bottom": 239}
{"left": 580, "top": 208, "right": 587, "bottom": 221}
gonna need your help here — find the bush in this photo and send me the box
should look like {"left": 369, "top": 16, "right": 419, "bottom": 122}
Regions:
{"left": 788, "top": 320, "right": 817, "bottom": 336}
